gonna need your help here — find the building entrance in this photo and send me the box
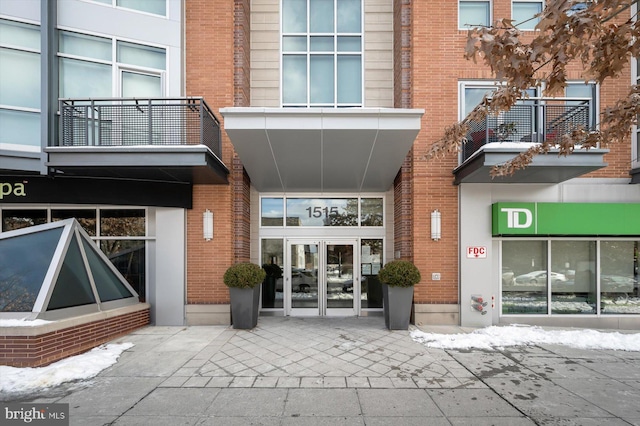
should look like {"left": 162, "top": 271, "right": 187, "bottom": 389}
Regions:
{"left": 286, "top": 239, "right": 358, "bottom": 316}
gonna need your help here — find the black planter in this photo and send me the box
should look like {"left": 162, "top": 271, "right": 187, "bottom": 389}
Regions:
{"left": 229, "top": 285, "right": 260, "bottom": 329}
{"left": 382, "top": 284, "right": 414, "bottom": 330}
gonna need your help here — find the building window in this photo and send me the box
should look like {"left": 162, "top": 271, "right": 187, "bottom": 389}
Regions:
{"left": 0, "top": 19, "right": 41, "bottom": 151}
{"left": 58, "top": 30, "right": 166, "bottom": 99}
{"left": 282, "top": 0, "right": 362, "bottom": 107}
{"left": 90, "top": 0, "right": 166, "bottom": 16}
{"left": 512, "top": 0, "right": 543, "bottom": 30}
{"left": 0, "top": 207, "right": 148, "bottom": 302}
{"left": 261, "top": 196, "right": 383, "bottom": 227}
{"left": 502, "top": 240, "right": 640, "bottom": 315}
{"left": 459, "top": 1, "right": 491, "bottom": 29}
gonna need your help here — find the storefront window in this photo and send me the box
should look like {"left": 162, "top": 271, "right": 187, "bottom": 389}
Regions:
{"left": 502, "top": 240, "right": 548, "bottom": 314}
{"left": 2, "top": 209, "right": 47, "bottom": 232}
{"left": 52, "top": 209, "right": 97, "bottom": 236}
{"left": 100, "top": 209, "right": 145, "bottom": 236}
{"left": 261, "top": 239, "right": 284, "bottom": 309}
{"left": 100, "top": 240, "right": 145, "bottom": 302}
{"left": 600, "top": 241, "right": 640, "bottom": 314}
{"left": 550, "top": 241, "right": 596, "bottom": 314}
{"left": 0, "top": 207, "right": 147, "bottom": 302}
{"left": 361, "top": 239, "right": 383, "bottom": 309}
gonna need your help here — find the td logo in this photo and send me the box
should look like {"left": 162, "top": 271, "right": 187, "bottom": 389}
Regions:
{"left": 501, "top": 207, "right": 533, "bottom": 229}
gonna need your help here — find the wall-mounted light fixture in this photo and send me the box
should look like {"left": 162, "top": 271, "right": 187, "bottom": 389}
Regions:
{"left": 203, "top": 209, "right": 213, "bottom": 241}
{"left": 431, "top": 210, "right": 441, "bottom": 241}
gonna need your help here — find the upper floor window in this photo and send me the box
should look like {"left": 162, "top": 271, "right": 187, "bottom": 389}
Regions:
{"left": 459, "top": 1, "right": 491, "bottom": 29}
{"left": 58, "top": 30, "right": 166, "bottom": 99}
{"left": 0, "top": 19, "right": 41, "bottom": 151}
{"left": 512, "top": 0, "right": 543, "bottom": 30}
{"left": 91, "top": 0, "right": 166, "bottom": 16}
{"left": 282, "top": 0, "right": 362, "bottom": 107}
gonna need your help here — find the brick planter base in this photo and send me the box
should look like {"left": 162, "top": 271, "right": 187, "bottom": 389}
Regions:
{"left": 0, "top": 304, "right": 150, "bottom": 368}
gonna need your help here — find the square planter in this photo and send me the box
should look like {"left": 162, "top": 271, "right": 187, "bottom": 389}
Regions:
{"left": 229, "top": 285, "right": 260, "bottom": 329}
{"left": 382, "top": 284, "right": 414, "bottom": 330}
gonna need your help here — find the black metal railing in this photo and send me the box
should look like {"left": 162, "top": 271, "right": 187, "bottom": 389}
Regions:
{"left": 58, "top": 98, "right": 222, "bottom": 159}
{"left": 463, "top": 98, "right": 591, "bottom": 162}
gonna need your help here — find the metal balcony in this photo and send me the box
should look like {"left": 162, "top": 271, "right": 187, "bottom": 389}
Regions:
{"left": 46, "top": 98, "right": 228, "bottom": 184}
{"left": 454, "top": 98, "right": 608, "bottom": 184}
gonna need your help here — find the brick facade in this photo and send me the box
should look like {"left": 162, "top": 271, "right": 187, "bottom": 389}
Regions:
{"left": 0, "top": 307, "right": 149, "bottom": 368}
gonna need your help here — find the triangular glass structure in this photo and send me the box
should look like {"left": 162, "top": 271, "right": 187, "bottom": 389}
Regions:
{"left": 0, "top": 219, "right": 139, "bottom": 320}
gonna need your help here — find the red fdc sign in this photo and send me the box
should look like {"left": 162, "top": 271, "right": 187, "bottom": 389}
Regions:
{"left": 466, "top": 246, "right": 487, "bottom": 258}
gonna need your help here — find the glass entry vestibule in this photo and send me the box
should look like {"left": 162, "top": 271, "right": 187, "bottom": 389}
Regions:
{"left": 259, "top": 195, "right": 387, "bottom": 317}
{"left": 288, "top": 240, "right": 358, "bottom": 316}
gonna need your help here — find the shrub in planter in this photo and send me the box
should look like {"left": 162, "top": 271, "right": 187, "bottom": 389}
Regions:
{"left": 377, "top": 260, "right": 421, "bottom": 330}
{"left": 224, "top": 263, "right": 266, "bottom": 329}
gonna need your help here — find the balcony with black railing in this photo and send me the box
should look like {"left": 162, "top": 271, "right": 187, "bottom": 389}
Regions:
{"left": 46, "top": 98, "right": 228, "bottom": 184}
{"left": 454, "top": 98, "right": 608, "bottom": 184}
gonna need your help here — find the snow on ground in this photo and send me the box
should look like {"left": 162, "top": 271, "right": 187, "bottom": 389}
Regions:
{"left": 0, "top": 319, "right": 53, "bottom": 327}
{"left": 411, "top": 324, "right": 640, "bottom": 351}
{"left": 0, "top": 343, "right": 133, "bottom": 394}
{"left": 2, "top": 325, "right": 640, "bottom": 395}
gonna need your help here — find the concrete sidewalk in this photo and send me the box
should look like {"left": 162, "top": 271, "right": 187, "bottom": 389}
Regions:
{"left": 7, "top": 317, "right": 640, "bottom": 425}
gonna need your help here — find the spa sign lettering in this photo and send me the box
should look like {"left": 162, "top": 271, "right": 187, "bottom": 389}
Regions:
{"left": 0, "top": 182, "right": 27, "bottom": 200}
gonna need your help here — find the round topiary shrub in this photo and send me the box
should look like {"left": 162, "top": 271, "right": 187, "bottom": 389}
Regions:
{"left": 377, "top": 260, "right": 421, "bottom": 288}
{"left": 223, "top": 262, "right": 266, "bottom": 289}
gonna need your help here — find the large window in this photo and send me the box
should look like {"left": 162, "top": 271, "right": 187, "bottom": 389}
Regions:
{"left": 1, "top": 207, "right": 148, "bottom": 302}
{"left": 59, "top": 30, "right": 166, "bottom": 99}
{"left": 282, "top": 0, "right": 362, "bottom": 107}
{"left": 261, "top": 197, "right": 383, "bottom": 227}
{"left": 512, "top": 0, "right": 543, "bottom": 30}
{"left": 459, "top": 1, "right": 491, "bottom": 29}
{"left": 0, "top": 19, "right": 41, "bottom": 151}
{"left": 90, "top": 0, "right": 167, "bottom": 16}
{"left": 502, "top": 240, "right": 640, "bottom": 315}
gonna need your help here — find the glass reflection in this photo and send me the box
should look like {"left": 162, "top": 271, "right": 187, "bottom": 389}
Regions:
{"left": 261, "top": 198, "right": 284, "bottom": 226}
{"left": 326, "top": 244, "right": 354, "bottom": 309}
{"left": 261, "top": 239, "right": 284, "bottom": 309}
{"left": 600, "top": 241, "right": 640, "bottom": 314}
{"left": 291, "top": 243, "right": 318, "bottom": 308}
{"left": 337, "top": 0, "right": 361, "bottom": 32}
{"left": 286, "top": 198, "right": 358, "bottom": 226}
{"left": 361, "top": 239, "right": 383, "bottom": 308}
{"left": 502, "top": 240, "right": 548, "bottom": 314}
{"left": 52, "top": 209, "right": 97, "bottom": 236}
{"left": 2, "top": 209, "right": 47, "bottom": 232}
{"left": 100, "top": 240, "right": 145, "bottom": 302}
{"left": 100, "top": 209, "right": 145, "bottom": 236}
{"left": 551, "top": 241, "right": 596, "bottom": 314}
{"left": 0, "top": 228, "right": 63, "bottom": 312}
{"left": 361, "top": 198, "right": 383, "bottom": 226}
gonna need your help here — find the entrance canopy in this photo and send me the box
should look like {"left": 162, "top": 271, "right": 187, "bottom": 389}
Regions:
{"left": 220, "top": 108, "right": 424, "bottom": 192}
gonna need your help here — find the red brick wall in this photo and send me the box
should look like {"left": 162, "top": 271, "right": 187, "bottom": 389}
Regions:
{"left": 0, "top": 309, "right": 149, "bottom": 368}
{"left": 186, "top": 0, "right": 252, "bottom": 306}
{"left": 407, "top": 0, "right": 631, "bottom": 305}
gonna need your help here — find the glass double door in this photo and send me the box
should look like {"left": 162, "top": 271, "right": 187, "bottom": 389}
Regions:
{"left": 286, "top": 240, "right": 358, "bottom": 316}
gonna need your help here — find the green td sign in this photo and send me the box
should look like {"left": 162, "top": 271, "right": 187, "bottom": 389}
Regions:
{"left": 492, "top": 202, "right": 640, "bottom": 236}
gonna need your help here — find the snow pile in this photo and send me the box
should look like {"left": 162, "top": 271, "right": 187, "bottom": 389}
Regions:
{"left": 0, "top": 343, "right": 133, "bottom": 394}
{"left": 411, "top": 325, "right": 640, "bottom": 351}
{"left": 0, "top": 319, "right": 53, "bottom": 327}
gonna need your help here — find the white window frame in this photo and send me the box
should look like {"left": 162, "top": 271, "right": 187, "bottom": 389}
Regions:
{"left": 57, "top": 27, "right": 167, "bottom": 99}
{"left": 0, "top": 18, "right": 41, "bottom": 153}
{"left": 280, "top": 0, "right": 364, "bottom": 108}
{"left": 512, "top": 0, "right": 543, "bottom": 30}
{"left": 81, "top": 0, "right": 168, "bottom": 17}
{"left": 459, "top": 0, "right": 492, "bottom": 30}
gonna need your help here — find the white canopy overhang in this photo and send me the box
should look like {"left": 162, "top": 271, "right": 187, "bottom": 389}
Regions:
{"left": 219, "top": 108, "right": 424, "bottom": 192}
